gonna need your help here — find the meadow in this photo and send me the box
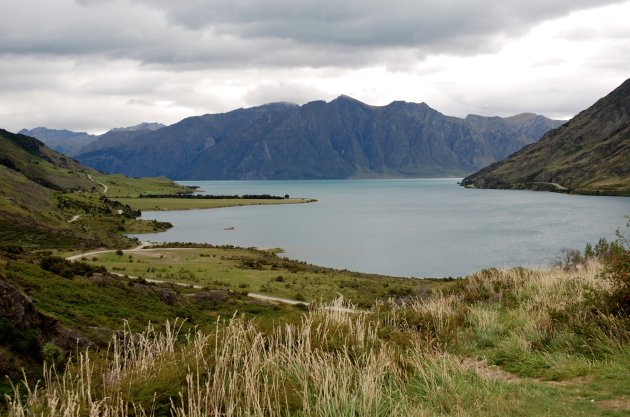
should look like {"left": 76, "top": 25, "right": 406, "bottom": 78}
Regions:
{"left": 81, "top": 245, "right": 450, "bottom": 307}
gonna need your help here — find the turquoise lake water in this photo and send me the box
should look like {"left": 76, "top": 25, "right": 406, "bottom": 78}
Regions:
{"left": 129, "top": 179, "right": 629, "bottom": 277}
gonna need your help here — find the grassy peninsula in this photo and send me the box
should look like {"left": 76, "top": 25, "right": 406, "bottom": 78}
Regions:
{"left": 115, "top": 197, "right": 315, "bottom": 211}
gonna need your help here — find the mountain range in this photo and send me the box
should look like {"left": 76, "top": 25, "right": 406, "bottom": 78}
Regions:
{"left": 19, "top": 122, "right": 165, "bottom": 157}
{"left": 65, "top": 97, "right": 561, "bottom": 180}
{"left": 461, "top": 78, "right": 630, "bottom": 195}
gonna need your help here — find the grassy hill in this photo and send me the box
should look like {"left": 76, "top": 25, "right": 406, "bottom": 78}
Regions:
{"left": 0, "top": 129, "right": 192, "bottom": 249}
{"left": 461, "top": 79, "right": 630, "bottom": 195}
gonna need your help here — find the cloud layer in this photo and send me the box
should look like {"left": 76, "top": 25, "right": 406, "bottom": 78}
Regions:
{"left": 1, "top": 0, "right": 628, "bottom": 132}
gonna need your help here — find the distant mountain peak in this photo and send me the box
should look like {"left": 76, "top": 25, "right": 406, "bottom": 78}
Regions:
{"left": 332, "top": 94, "right": 366, "bottom": 104}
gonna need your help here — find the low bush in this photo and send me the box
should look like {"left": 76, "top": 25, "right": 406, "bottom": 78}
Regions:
{"left": 40, "top": 256, "right": 106, "bottom": 278}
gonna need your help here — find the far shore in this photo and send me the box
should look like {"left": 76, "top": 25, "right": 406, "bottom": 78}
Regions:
{"left": 114, "top": 197, "right": 317, "bottom": 211}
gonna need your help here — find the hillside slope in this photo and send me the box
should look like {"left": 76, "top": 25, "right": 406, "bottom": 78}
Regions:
{"left": 461, "top": 79, "right": 630, "bottom": 195}
{"left": 0, "top": 129, "right": 187, "bottom": 248}
{"left": 75, "top": 99, "right": 563, "bottom": 180}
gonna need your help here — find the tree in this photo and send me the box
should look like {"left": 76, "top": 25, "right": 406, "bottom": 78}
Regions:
{"left": 584, "top": 242, "right": 594, "bottom": 259}
{"left": 605, "top": 217, "right": 630, "bottom": 314}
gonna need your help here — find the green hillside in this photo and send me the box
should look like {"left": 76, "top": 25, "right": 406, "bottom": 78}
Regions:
{"left": 461, "top": 79, "right": 630, "bottom": 195}
{"left": 0, "top": 129, "right": 193, "bottom": 249}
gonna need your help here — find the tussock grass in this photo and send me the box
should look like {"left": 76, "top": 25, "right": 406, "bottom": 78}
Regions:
{"left": 6, "top": 262, "right": 630, "bottom": 416}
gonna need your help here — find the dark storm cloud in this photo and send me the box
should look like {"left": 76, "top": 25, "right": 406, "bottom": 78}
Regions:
{"left": 1, "top": 0, "right": 622, "bottom": 68}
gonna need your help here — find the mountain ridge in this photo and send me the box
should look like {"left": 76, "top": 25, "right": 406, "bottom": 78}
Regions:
{"left": 73, "top": 97, "right": 564, "bottom": 180}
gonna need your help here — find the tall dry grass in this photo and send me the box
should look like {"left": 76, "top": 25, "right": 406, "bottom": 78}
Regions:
{"left": 6, "top": 262, "right": 629, "bottom": 416}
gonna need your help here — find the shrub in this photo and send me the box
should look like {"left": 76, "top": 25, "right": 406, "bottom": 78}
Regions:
{"left": 553, "top": 248, "right": 584, "bottom": 271}
{"left": 605, "top": 220, "right": 630, "bottom": 314}
{"left": 40, "top": 256, "right": 106, "bottom": 278}
{"left": 42, "top": 343, "right": 65, "bottom": 370}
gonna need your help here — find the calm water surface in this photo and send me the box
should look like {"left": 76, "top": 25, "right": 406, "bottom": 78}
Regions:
{"left": 130, "top": 179, "right": 629, "bottom": 277}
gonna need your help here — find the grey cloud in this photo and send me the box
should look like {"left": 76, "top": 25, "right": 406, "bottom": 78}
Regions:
{"left": 1, "top": 0, "right": 623, "bottom": 69}
{"left": 138, "top": 0, "right": 623, "bottom": 50}
{"left": 244, "top": 82, "right": 329, "bottom": 107}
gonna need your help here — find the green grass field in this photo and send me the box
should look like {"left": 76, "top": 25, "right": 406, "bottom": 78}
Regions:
{"left": 114, "top": 197, "right": 316, "bottom": 211}
{"left": 83, "top": 246, "right": 449, "bottom": 306}
{"left": 91, "top": 174, "right": 192, "bottom": 197}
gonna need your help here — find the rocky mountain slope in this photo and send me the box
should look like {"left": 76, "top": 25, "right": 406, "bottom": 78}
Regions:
{"left": 75, "top": 98, "right": 563, "bottom": 180}
{"left": 461, "top": 78, "right": 630, "bottom": 195}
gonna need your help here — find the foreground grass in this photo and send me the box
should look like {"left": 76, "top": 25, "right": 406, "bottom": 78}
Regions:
{"left": 83, "top": 246, "right": 449, "bottom": 306}
{"left": 115, "top": 197, "right": 316, "bottom": 211}
{"left": 5, "top": 262, "right": 630, "bottom": 416}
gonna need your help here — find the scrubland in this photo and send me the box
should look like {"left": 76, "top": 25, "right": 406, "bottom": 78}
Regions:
{"left": 6, "top": 261, "right": 630, "bottom": 416}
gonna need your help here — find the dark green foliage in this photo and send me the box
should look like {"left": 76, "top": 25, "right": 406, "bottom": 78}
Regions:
{"left": 0, "top": 156, "right": 17, "bottom": 170}
{"left": 0, "top": 243, "right": 24, "bottom": 256}
{"left": 605, "top": 221, "right": 630, "bottom": 314}
{"left": 0, "top": 317, "right": 42, "bottom": 360}
{"left": 584, "top": 242, "right": 594, "bottom": 258}
{"left": 40, "top": 256, "right": 106, "bottom": 278}
{"left": 42, "top": 343, "right": 65, "bottom": 369}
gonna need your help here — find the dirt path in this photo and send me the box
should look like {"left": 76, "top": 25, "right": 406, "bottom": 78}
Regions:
{"left": 87, "top": 174, "right": 108, "bottom": 194}
{"left": 532, "top": 181, "right": 567, "bottom": 190}
{"left": 65, "top": 241, "right": 151, "bottom": 261}
{"left": 247, "top": 292, "right": 309, "bottom": 306}
{"left": 457, "top": 357, "right": 523, "bottom": 383}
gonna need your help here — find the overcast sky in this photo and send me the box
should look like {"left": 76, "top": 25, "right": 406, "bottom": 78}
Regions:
{"left": 1, "top": 0, "right": 629, "bottom": 133}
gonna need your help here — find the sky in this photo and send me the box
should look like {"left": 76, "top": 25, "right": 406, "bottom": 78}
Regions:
{"left": 1, "top": 0, "right": 629, "bottom": 134}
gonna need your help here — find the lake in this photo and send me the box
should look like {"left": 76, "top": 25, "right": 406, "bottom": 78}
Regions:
{"left": 129, "top": 179, "right": 629, "bottom": 277}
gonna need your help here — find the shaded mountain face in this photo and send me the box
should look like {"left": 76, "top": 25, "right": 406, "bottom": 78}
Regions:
{"left": 19, "top": 127, "right": 97, "bottom": 156}
{"left": 75, "top": 99, "right": 563, "bottom": 180}
{"left": 461, "top": 78, "right": 630, "bottom": 195}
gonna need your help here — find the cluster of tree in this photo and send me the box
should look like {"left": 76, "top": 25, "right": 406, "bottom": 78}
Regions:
{"left": 56, "top": 194, "right": 140, "bottom": 218}
{"left": 554, "top": 237, "right": 625, "bottom": 272}
{"left": 555, "top": 219, "right": 630, "bottom": 314}
{"left": 40, "top": 256, "right": 106, "bottom": 279}
{"left": 138, "top": 193, "right": 289, "bottom": 200}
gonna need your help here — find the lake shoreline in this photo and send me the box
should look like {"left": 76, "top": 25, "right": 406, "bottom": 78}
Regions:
{"left": 128, "top": 179, "right": 629, "bottom": 277}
